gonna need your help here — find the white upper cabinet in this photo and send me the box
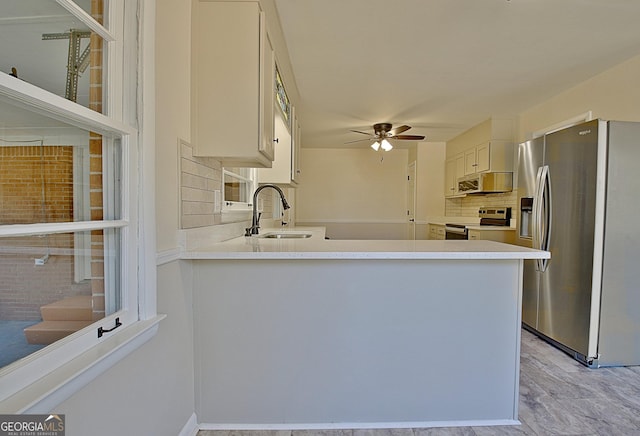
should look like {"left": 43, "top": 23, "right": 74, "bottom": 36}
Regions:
{"left": 444, "top": 153, "right": 465, "bottom": 197}
{"left": 291, "top": 108, "right": 302, "bottom": 184}
{"left": 258, "top": 67, "right": 301, "bottom": 186}
{"left": 447, "top": 118, "right": 515, "bottom": 179}
{"left": 464, "top": 147, "right": 478, "bottom": 175}
{"left": 258, "top": 104, "right": 296, "bottom": 185}
{"left": 192, "top": 1, "right": 275, "bottom": 167}
{"left": 464, "top": 140, "right": 508, "bottom": 175}
{"left": 260, "top": 30, "right": 276, "bottom": 162}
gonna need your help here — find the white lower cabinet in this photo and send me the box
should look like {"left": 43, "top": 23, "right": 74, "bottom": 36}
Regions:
{"left": 468, "top": 229, "right": 515, "bottom": 244}
{"left": 428, "top": 224, "right": 445, "bottom": 240}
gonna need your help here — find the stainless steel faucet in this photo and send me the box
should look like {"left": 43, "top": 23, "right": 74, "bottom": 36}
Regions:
{"left": 245, "top": 184, "right": 290, "bottom": 236}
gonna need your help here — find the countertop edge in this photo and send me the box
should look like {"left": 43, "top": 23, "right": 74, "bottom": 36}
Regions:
{"left": 182, "top": 252, "right": 549, "bottom": 260}
{"left": 179, "top": 227, "right": 550, "bottom": 261}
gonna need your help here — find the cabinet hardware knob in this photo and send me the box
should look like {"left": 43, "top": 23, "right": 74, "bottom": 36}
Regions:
{"left": 273, "top": 138, "right": 279, "bottom": 143}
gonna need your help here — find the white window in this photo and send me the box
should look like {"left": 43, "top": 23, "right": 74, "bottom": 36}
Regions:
{"left": 222, "top": 167, "right": 257, "bottom": 222}
{"left": 0, "top": 0, "right": 159, "bottom": 412}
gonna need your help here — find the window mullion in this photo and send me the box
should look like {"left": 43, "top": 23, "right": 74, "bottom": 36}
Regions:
{"left": 0, "top": 75, "right": 134, "bottom": 139}
{"left": 0, "top": 220, "right": 128, "bottom": 238}
{"left": 54, "top": 0, "right": 116, "bottom": 42}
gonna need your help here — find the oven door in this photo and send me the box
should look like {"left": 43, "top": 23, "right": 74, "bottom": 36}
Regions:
{"left": 445, "top": 225, "right": 468, "bottom": 240}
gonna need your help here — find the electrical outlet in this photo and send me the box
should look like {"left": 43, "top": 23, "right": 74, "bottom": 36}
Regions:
{"left": 34, "top": 254, "right": 49, "bottom": 266}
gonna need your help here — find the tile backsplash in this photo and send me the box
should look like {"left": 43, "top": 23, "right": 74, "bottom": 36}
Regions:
{"left": 445, "top": 191, "right": 517, "bottom": 220}
{"left": 178, "top": 139, "right": 289, "bottom": 233}
{"left": 179, "top": 139, "right": 222, "bottom": 229}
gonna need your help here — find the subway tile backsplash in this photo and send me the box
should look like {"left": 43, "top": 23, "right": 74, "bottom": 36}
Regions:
{"left": 445, "top": 191, "right": 517, "bottom": 219}
{"left": 179, "top": 140, "right": 222, "bottom": 229}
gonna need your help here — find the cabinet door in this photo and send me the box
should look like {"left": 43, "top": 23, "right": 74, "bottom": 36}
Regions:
{"left": 464, "top": 148, "right": 477, "bottom": 174}
{"left": 428, "top": 225, "right": 444, "bottom": 240}
{"left": 445, "top": 153, "right": 465, "bottom": 197}
{"left": 193, "top": 2, "right": 274, "bottom": 167}
{"left": 291, "top": 109, "right": 301, "bottom": 184}
{"left": 444, "top": 158, "right": 456, "bottom": 197}
{"left": 259, "top": 26, "right": 275, "bottom": 161}
{"left": 476, "top": 142, "right": 490, "bottom": 172}
{"left": 455, "top": 153, "right": 465, "bottom": 186}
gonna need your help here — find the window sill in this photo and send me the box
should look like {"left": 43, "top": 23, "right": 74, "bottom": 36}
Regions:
{"left": 0, "top": 315, "right": 166, "bottom": 413}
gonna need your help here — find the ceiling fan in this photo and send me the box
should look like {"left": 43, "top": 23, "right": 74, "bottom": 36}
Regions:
{"left": 347, "top": 122, "right": 426, "bottom": 151}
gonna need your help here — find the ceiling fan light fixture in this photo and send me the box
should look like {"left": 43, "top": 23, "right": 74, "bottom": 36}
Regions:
{"left": 349, "top": 123, "right": 423, "bottom": 149}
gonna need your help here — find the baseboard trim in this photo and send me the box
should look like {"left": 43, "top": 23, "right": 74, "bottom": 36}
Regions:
{"left": 198, "top": 419, "right": 521, "bottom": 431}
{"left": 178, "top": 413, "right": 199, "bottom": 436}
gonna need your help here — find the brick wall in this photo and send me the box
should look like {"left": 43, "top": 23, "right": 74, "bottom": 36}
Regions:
{"left": 89, "top": 0, "right": 105, "bottom": 320}
{"left": 0, "top": 146, "right": 91, "bottom": 321}
{"left": 0, "top": 0, "right": 110, "bottom": 323}
{"left": 0, "top": 234, "right": 91, "bottom": 320}
{"left": 0, "top": 146, "right": 74, "bottom": 224}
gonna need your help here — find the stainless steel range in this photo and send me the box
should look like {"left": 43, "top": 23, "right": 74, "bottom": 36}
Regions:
{"left": 445, "top": 207, "right": 511, "bottom": 240}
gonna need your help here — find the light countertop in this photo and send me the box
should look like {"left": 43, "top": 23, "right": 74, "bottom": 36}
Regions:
{"left": 428, "top": 220, "right": 516, "bottom": 231}
{"left": 466, "top": 225, "right": 516, "bottom": 231}
{"left": 181, "top": 227, "right": 549, "bottom": 260}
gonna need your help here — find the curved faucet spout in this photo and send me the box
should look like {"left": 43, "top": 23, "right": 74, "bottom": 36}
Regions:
{"left": 245, "top": 184, "right": 290, "bottom": 236}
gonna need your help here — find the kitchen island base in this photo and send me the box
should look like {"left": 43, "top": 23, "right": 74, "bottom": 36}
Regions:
{"left": 192, "top": 258, "right": 524, "bottom": 428}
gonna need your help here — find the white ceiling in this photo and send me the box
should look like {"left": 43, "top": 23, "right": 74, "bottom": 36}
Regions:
{"left": 274, "top": 0, "right": 640, "bottom": 147}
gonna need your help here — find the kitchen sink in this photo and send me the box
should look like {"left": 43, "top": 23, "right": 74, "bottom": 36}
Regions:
{"left": 259, "top": 231, "right": 313, "bottom": 239}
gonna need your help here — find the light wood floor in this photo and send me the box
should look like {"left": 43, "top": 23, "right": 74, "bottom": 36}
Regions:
{"left": 198, "top": 329, "right": 640, "bottom": 436}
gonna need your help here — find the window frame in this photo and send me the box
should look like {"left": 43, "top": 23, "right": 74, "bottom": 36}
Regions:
{"left": 0, "top": 0, "right": 160, "bottom": 413}
{"left": 221, "top": 167, "right": 258, "bottom": 223}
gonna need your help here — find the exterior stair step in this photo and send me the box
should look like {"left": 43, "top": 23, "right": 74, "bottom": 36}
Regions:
{"left": 40, "top": 295, "right": 93, "bottom": 321}
{"left": 23, "top": 320, "right": 93, "bottom": 345}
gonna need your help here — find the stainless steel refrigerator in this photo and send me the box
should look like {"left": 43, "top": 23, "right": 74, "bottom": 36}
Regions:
{"left": 515, "top": 119, "right": 640, "bottom": 367}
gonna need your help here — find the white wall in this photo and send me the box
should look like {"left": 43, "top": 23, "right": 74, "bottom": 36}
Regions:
{"left": 412, "top": 142, "right": 445, "bottom": 239}
{"left": 57, "top": 262, "right": 195, "bottom": 436}
{"left": 416, "top": 142, "right": 445, "bottom": 220}
{"left": 54, "top": 1, "right": 197, "bottom": 435}
{"left": 155, "top": 0, "right": 193, "bottom": 252}
{"left": 518, "top": 54, "right": 640, "bottom": 140}
{"left": 296, "top": 147, "right": 410, "bottom": 239}
{"left": 46, "top": 6, "right": 640, "bottom": 435}
{"left": 296, "top": 143, "right": 446, "bottom": 240}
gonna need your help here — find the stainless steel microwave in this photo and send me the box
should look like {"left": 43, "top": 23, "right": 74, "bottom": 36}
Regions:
{"left": 457, "top": 172, "right": 513, "bottom": 194}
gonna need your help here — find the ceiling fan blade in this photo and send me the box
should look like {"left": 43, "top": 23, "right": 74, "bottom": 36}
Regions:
{"left": 344, "top": 138, "right": 375, "bottom": 144}
{"left": 350, "top": 129, "right": 373, "bottom": 136}
{"left": 388, "top": 125, "right": 411, "bottom": 136}
{"left": 393, "top": 134, "right": 426, "bottom": 140}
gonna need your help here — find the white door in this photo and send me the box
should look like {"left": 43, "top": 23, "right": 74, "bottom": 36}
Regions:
{"left": 406, "top": 161, "right": 416, "bottom": 240}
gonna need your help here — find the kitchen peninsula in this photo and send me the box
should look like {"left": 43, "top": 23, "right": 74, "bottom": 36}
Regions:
{"left": 182, "top": 228, "right": 549, "bottom": 429}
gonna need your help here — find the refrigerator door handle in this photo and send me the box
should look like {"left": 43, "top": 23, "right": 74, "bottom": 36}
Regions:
{"left": 532, "top": 166, "right": 544, "bottom": 270}
{"left": 539, "top": 165, "right": 552, "bottom": 272}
